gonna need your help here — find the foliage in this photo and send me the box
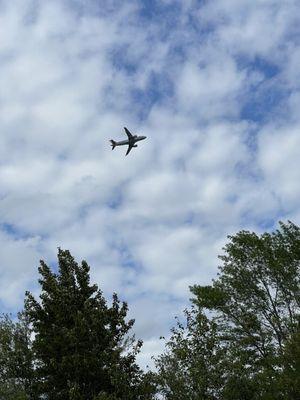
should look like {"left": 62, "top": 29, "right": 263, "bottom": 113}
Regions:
{"left": 155, "top": 309, "right": 225, "bottom": 399}
{"left": 156, "top": 221, "right": 300, "bottom": 399}
{"left": 0, "top": 312, "right": 34, "bottom": 399}
{"left": 278, "top": 320, "right": 300, "bottom": 399}
{"left": 24, "top": 249, "right": 148, "bottom": 400}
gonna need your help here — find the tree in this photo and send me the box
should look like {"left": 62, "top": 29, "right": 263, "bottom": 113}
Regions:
{"left": 0, "top": 312, "right": 34, "bottom": 400}
{"left": 25, "top": 249, "right": 146, "bottom": 400}
{"left": 156, "top": 221, "right": 300, "bottom": 399}
{"left": 279, "top": 320, "right": 300, "bottom": 399}
{"left": 155, "top": 309, "right": 225, "bottom": 400}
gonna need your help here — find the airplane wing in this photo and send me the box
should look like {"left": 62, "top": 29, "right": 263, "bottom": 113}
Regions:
{"left": 124, "top": 127, "right": 133, "bottom": 139}
{"left": 125, "top": 144, "right": 134, "bottom": 156}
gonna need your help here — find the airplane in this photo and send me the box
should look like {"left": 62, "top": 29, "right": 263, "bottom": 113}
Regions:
{"left": 110, "top": 127, "right": 147, "bottom": 156}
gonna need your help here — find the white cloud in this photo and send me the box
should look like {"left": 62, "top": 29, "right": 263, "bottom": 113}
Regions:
{"left": 258, "top": 124, "right": 300, "bottom": 211}
{"left": 199, "top": 0, "right": 300, "bottom": 60}
{"left": 0, "top": 230, "right": 42, "bottom": 310}
{"left": 176, "top": 57, "right": 246, "bottom": 119}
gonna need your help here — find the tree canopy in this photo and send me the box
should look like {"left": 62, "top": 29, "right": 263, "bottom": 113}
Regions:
{"left": 0, "top": 249, "right": 155, "bottom": 400}
{"left": 0, "top": 222, "right": 299, "bottom": 399}
{"left": 0, "top": 311, "right": 34, "bottom": 399}
{"left": 155, "top": 221, "right": 300, "bottom": 399}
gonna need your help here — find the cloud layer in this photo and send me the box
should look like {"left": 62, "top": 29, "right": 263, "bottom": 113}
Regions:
{"left": 0, "top": 0, "right": 300, "bottom": 368}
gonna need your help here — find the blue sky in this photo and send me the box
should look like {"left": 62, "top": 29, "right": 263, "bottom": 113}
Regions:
{"left": 0, "top": 0, "right": 300, "bottom": 368}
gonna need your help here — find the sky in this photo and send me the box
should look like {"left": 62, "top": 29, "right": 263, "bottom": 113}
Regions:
{"left": 0, "top": 0, "right": 300, "bottom": 368}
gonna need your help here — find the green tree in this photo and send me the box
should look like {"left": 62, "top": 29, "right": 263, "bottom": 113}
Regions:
{"left": 155, "top": 309, "right": 225, "bottom": 400}
{"left": 279, "top": 320, "right": 300, "bottom": 399}
{"left": 25, "top": 249, "right": 146, "bottom": 400}
{"left": 156, "top": 221, "right": 300, "bottom": 399}
{"left": 0, "top": 312, "right": 34, "bottom": 399}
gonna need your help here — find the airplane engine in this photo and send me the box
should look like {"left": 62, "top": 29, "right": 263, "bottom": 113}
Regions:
{"left": 133, "top": 144, "right": 138, "bottom": 147}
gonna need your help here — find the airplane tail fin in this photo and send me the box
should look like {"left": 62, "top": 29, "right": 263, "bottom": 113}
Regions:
{"left": 110, "top": 140, "right": 116, "bottom": 150}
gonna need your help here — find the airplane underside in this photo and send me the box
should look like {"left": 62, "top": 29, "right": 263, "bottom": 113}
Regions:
{"left": 110, "top": 127, "right": 146, "bottom": 155}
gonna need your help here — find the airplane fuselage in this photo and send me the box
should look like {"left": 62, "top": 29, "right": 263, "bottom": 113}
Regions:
{"left": 114, "top": 136, "right": 146, "bottom": 146}
{"left": 110, "top": 128, "right": 147, "bottom": 155}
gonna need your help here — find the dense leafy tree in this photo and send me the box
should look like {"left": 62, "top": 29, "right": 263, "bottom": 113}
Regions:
{"left": 0, "top": 312, "right": 34, "bottom": 399}
{"left": 155, "top": 308, "right": 225, "bottom": 400}
{"left": 279, "top": 321, "right": 300, "bottom": 399}
{"left": 24, "top": 249, "right": 148, "bottom": 400}
{"left": 156, "top": 221, "right": 300, "bottom": 399}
